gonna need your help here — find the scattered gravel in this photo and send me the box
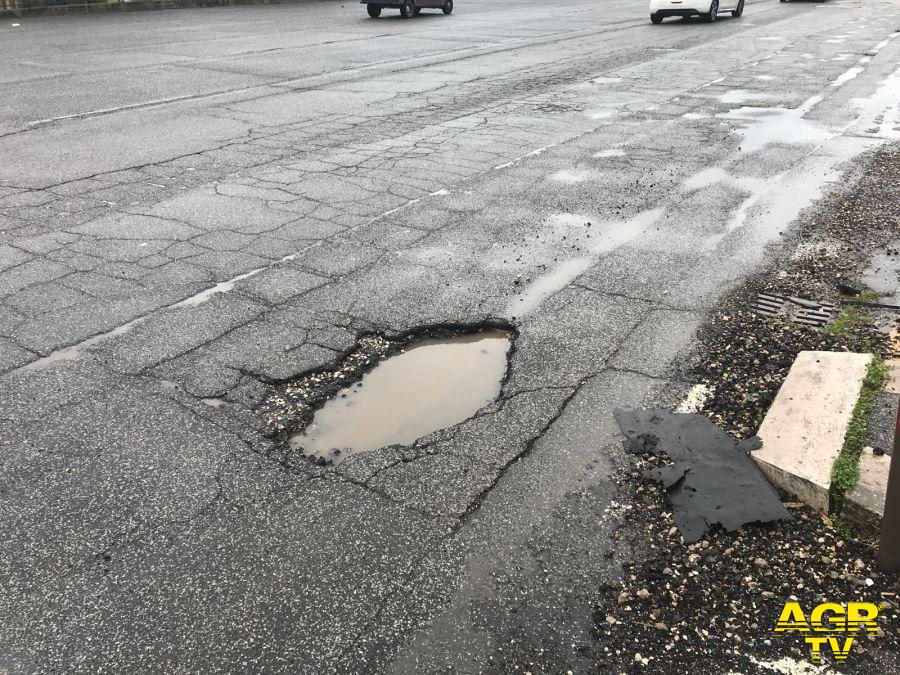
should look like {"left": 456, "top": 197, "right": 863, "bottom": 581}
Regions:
{"left": 594, "top": 144, "right": 900, "bottom": 672}
{"left": 594, "top": 476, "right": 900, "bottom": 673}
{"left": 685, "top": 308, "right": 888, "bottom": 440}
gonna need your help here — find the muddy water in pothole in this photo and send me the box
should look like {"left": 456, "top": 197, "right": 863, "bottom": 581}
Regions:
{"left": 290, "top": 330, "right": 511, "bottom": 462}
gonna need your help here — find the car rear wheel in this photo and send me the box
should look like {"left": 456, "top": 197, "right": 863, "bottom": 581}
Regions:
{"left": 367, "top": 3, "right": 381, "bottom": 17}
{"left": 400, "top": 0, "right": 415, "bottom": 18}
{"left": 442, "top": 0, "right": 453, "bottom": 14}
{"left": 650, "top": 13, "right": 663, "bottom": 23}
{"left": 706, "top": 0, "right": 718, "bottom": 21}
{"left": 732, "top": 0, "right": 744, "bottom": 15}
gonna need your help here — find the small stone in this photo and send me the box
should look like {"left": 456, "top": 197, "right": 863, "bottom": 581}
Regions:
{"left": 637, "top": 588, "right": 651, "bottom": 599}
{"left": 618, "top": 591, "right": 630, "bottom": 604}
{"left": 754, "top": 558, "right": 768, "bottom": 568}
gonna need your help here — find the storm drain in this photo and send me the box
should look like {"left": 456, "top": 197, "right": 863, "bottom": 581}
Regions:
{"left": 752, "top": 292, "right": 835, "bottom": 327}
{"left": 260, "top": 328, "right": 513, "bottom": 466}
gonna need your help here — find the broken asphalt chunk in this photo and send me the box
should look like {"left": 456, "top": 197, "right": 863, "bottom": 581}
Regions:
{"left": 614, "top": 409, "right": 791, "bottom": 542}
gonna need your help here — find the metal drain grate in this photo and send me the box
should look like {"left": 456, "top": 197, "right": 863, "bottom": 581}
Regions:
{"left": 753, "top": 293, "right": 836, "bottom": 327}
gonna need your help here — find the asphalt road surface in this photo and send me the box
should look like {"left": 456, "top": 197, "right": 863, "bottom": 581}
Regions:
{"left": 2, "top": 0, "right": 900, "bottom": 671}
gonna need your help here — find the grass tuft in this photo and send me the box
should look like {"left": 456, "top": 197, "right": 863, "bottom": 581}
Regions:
{"left": 823, "top": 290, "right": 887, "bottom": 340}
{"left": 829, "top": 355, "right": 888, "bottom": 514}
{"left": 823, "top": 304, "right": 872, "bottom": 339}
{"left": 830, "top": 514, "right": 855, "bottom": 540}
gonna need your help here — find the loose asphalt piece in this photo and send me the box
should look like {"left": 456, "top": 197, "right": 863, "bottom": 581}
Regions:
{"left": 614, "top": 409, "right": 791, "bottom": 542}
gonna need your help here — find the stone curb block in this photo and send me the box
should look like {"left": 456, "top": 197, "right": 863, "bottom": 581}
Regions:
{"left": 845, "top": 449, "right": 890, "bottom": 525}
{"left": 752, "top": 350, "right": 873, "bottom": 515}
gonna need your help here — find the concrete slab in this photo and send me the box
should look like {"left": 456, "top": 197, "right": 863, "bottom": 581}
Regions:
{"left": 886, "top": 359, "right": 900, "bottom": 395}
{"left": 753, "top": 351, "right": 873, "bottom": 514}
{"left": 887, "top": 323, "right": 900, "bottom": 394}
{"left": 846, "top": 449, "right": 891, "bottom": 522}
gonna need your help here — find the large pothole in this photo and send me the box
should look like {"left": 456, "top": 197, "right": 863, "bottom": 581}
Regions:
{"left": 259, "top": 326, "right": 514, "bottom": 466}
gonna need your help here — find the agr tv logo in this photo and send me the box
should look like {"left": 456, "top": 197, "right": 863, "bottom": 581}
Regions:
{"left": 774, "top": 601, "right": 879, "bottom": 663}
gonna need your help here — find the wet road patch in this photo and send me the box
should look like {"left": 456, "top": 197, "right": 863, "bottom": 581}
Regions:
{"left": 260, "top": 326, "right": 513, "bottom": 466}
{"left": 718, "top": 96, "right": 832, "bottom": 153}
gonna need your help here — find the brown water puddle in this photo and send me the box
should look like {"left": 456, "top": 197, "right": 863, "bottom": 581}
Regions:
{"left": 288, "top": 329, "right": 511, "bottom": 464}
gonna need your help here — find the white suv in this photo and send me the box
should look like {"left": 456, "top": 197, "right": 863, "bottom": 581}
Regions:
{"left": 649, "top": 0, "right": 744, "bottom": 23}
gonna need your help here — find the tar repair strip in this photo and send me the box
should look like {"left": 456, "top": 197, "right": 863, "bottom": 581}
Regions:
{"left": 614, "top": 409, "right": 791, "bottom": 542}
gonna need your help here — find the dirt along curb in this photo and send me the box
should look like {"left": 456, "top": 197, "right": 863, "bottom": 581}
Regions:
{"left": 0, "top": 0, "right": 330, "bottom": 19}
{"left": 592, "top": 143, "right": 900, "bottom": 673}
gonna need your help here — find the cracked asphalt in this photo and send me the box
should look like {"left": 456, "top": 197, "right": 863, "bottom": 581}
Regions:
{"left": 2, "top": 0, "right": 900, "bottom": 671}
